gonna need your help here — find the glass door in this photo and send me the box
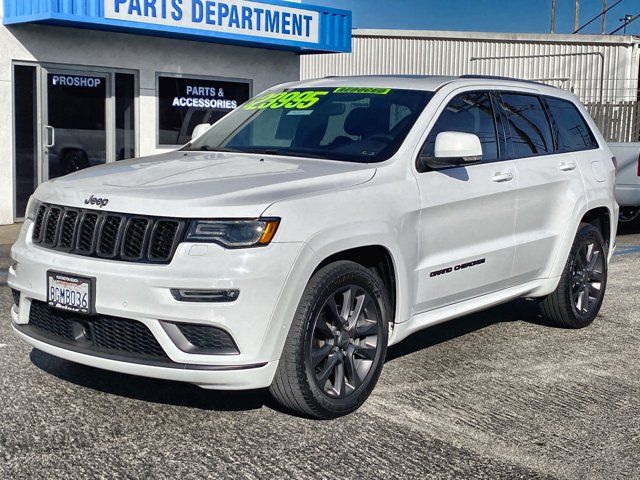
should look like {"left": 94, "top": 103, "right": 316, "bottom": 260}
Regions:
{"left": 42, "top": 69, "right": 109, "bottom": 180}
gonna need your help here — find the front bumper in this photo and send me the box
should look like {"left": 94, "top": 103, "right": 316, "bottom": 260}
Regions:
{"left": 8, "top": 221, "right": 317, "bottom": 389}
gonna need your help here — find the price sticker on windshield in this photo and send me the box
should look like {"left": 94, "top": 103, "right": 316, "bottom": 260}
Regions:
{"left": 243, "top": 91, "right": 329, "bottom": 110}
{"left": 333, "top": 87, "right": 391, "bottom": 95}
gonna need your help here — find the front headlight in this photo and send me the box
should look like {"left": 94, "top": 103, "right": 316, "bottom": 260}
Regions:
{"left": 25, "top": 197, "right": 40, "bottom": 221}
{"left": 185, "top": 218, "right": 280, "bottom": 248}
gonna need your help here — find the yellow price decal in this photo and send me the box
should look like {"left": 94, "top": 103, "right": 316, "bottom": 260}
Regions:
{"left": 334, "top": 87, "right": 391, "bottom": 95}
{"left": 243, "top": 90, "right": 329, "bottom": 110}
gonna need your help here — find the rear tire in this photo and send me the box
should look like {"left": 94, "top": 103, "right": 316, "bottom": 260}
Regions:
{"left": 539, "top": 224, "right": 608, "bottom": 329}
{"left": 619, "top": 206, "right": 640, "bottom": 231}
{"left": 269, "top": 261, "right": 390, "bottom": 419}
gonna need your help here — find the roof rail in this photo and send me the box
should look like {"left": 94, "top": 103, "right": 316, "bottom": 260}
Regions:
{"left": 459, "top": 75, "right": 554, "bottom": 87}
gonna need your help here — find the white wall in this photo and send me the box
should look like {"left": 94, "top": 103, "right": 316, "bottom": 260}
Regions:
{"left": 0, "top": 3, "right": 300, "bottom": 224}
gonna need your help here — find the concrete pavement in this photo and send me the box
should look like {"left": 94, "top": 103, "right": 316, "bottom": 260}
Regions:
{"left": 0, "top": 227, "right": 638, "bottom": 478}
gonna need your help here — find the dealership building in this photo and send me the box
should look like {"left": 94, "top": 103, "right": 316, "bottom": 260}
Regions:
{"left": 0, "top": 0, "right": 351, "bottom": 224}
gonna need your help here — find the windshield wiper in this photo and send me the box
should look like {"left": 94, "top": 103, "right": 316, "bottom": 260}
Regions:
{"left": 184, "top": 145, "right": 242, "bottom": 153}
{"left": 244, "top": 148, "right": 326, "bottom": 160}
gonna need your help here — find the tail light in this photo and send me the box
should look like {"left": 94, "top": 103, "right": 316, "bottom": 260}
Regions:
{"left": 637, "top": 153, "right": 640, "bottom": 176}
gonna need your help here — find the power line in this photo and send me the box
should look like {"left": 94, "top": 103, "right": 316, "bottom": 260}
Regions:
{"left": 609, "top": 12, "right": 640, "bottom": 34}
{"left": 574, "top": 0, "right": 623, "bottom": 34}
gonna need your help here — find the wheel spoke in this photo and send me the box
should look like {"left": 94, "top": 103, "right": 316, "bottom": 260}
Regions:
{"left": 585, "top": 243, "right": 595, "bottom": 263}
{"left": 325, "top": 298, "right": 344, "bottom": 328}
{"left": 312, "top": 342, "right": 333, "bottom": 367}
{"left": 344, "top": 349, "right": 362, "bottom": 390}
{"left": 579, "top": 287, "right": 589, "bottom": 313}
{"left": 572, "top": 289, "right": 581, "bottom": 304}
{"left": 590, "top": 270, "right": 604, "bottom": 282}
{"left": 340, "top": 288, "right": 353, "bottom": 324}
{"left": 587, "top": 249, "right": 600, "bottom": 272}
{"left": 588, "top": 283, "right": 600, "bottom": 297}
{"left": 314, "top": 318, "right": 334, "bottom": 339}
{"left": 354, "top": 320, "right": 378, "bottom": 338}
{"left": 354, "top": 344, "right": 377, "bottom": 361}
{"left": 316, "top": 353, "right": 340, "bottom": 386}
{"left": 575, "top": 246, "right": 587, "bottom": 269}
{"left": 347, "top": 291, "right": 366, "bottom": 331}
{"left": 333, "top": 362, "right": 346, "bottom": 396}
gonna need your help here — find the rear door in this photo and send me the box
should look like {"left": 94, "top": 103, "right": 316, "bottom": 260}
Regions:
{"left": 497, "top": 92, "right": 587, "bottom": 282}
{"left": 413, "top": 90, "right": 518, "bottom": 313}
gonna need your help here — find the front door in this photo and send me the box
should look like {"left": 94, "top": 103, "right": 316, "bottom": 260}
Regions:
{"left": 42, "top": 69, "right": 109, "bottom": 181}
{"left": 413, "top": 90, "right": 518, "bottom": 313}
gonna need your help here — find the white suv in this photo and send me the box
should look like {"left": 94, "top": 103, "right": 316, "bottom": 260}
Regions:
{"left": 8, "top": 76, "right": 618, "bottom": 418}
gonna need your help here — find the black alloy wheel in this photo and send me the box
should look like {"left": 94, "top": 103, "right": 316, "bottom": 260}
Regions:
{"left": 308, "top": 285, "right": 382, "bottom": 399}
{"left": 570, "top": 239, "right": 605, "bottom": 317}
{"left": 539, "top": 223, "right": 608, "bottom": 328}
{"left": 270, "top": 261, "right": 390, "bottom": 419}
{"left": 619, "top": 206, "right": 640, "bottom": 223}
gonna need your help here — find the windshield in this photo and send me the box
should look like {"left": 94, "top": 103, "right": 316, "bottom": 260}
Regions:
{"left": 185, "top": 87, "right": 434, "bottom": 163}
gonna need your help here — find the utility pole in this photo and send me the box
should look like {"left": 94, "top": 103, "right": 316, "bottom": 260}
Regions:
{"left": 610, "top": 13, "right": 639, "bottom": 34}
{"left": 574, "top": 0, "right": 580, "bottom": 32}
{"left": 550, "top": 0, "right": 557, "bottom": 33}
{"left": 601, "top": 0, "right": 607, "bottom": 34}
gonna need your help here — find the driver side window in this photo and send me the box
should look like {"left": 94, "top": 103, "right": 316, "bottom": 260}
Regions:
{"left": 422, "top": 92, "right": 498, "bottom": 161}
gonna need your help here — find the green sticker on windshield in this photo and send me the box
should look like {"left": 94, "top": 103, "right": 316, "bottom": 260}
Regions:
{"left": 333, "top": 87, "right": 391, "bottom": 94}
{"left": 243, "top": 91, "right": 329, "bottom": 110}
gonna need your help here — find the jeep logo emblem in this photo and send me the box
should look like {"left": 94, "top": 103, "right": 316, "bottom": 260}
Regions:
{"left": 84, "top": 195, "right": 109, "bottom": 208}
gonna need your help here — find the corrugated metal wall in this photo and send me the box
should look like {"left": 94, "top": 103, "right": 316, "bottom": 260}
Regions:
{"left": 301, "top": 30, "right": 640, "bottom": 104}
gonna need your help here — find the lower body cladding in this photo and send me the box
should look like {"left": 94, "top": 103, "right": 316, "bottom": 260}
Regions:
{"left": 8, "top": 223, "right": 315, "bottom": 390}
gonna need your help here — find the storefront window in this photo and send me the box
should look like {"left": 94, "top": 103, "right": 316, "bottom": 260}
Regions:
{"left": 157, "top": 75, "right": 250, "bottom": 146}
{"left": 13, "top": 65, "right": 38, "bottom": 218}
{"left": 115, "top": 73, "right": 136, "bottom": 160}
{"left": 46, "top": 72, "right": 107, "bottom": 179}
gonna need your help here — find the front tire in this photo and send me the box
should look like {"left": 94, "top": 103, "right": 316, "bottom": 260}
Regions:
{"left": 270, "top": 261, "right": 390, "bottom": 419}
{"left": 539, "top": 224, "right": 608, "bottom": 328}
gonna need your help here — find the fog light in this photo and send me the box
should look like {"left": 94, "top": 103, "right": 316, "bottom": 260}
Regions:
{"left": 170, "top": 289, "right": 240, "bottom": 303}
{"left": 11, "top": 288, "right": 20, "bottom": 308}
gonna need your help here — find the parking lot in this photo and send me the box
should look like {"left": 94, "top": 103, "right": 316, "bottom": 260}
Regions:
{"left": 0, "top": 228, "right": 638, "bottom": 480}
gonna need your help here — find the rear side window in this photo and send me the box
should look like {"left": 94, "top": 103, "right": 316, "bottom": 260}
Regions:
{"left": 545, "top": 97, "right": 598, "bottom": 151}
{"left": 499, "top": 93, "right": 554, "bottom": 157}
{"left": 422, "top": 92, "right": 498, "bottom": 161}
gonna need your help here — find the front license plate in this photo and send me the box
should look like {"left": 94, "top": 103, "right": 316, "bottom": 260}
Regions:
{"left": 47, "top": 272, "right": 94, "bottom": 314}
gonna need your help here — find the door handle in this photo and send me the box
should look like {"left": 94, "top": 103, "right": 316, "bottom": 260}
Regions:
{"left": 559, "top": 162, "right": 577, "bottom": 171}
{"left": 44, "top": 125, "right": 55, "bottom": 148}
{"left": 492, "top": 171, "right": 513, "bottom": 183}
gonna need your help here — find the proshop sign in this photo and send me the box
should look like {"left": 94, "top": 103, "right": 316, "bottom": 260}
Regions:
{"left": 106, "top": 0, "right": 320, "bottom": 44}
{"left": 50, "top": 75, "right": 102, "bottom": 88}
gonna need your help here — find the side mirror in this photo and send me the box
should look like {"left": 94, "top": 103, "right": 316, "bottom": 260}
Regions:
{"left": 191, "top": 123, "right": 211, "bottom": 141}
{"left": 419, "top": 131, "right": 483, "bottom": 170}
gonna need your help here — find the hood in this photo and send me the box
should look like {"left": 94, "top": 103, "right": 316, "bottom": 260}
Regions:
{"left": 35, "top": 152, "right": 377, "bottom": 218}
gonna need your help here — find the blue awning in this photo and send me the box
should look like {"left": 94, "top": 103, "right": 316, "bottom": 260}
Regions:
{"left": 3, "top": 0, "right": 352, "bottom": 53}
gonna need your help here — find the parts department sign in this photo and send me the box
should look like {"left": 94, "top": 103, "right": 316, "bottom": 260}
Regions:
{"left": 106, "top": 0, "right": 319, "bottom": 44}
